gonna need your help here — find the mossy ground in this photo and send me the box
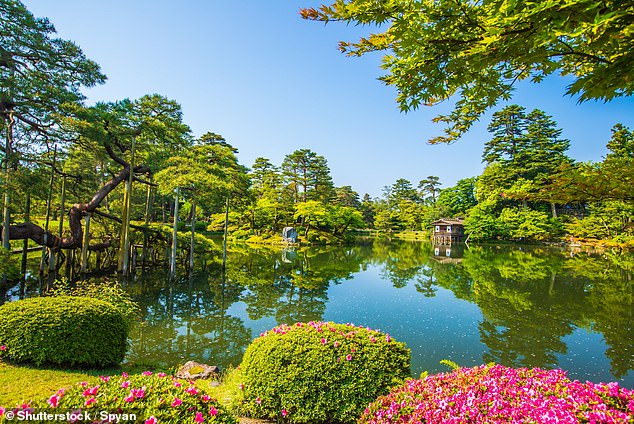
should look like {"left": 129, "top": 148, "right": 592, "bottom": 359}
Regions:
{"left": 0, "top": 360, "right": 116, "bottom": 406}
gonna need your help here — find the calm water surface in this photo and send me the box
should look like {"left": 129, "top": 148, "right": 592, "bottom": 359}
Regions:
{"left": 120, "top": 239, "right": 634, "bottom": 387}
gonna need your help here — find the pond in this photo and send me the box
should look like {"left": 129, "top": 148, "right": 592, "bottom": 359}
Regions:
{"left": 3, "top": 238, "right": 632, "bottom": 387}
{"left": 119, "top": 238, "right": 633, "bottom": 388}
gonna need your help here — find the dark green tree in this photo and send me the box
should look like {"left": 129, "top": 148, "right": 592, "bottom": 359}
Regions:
{"left": 333, "top": 185, "right": 361, "bottom": 208}
{"left": 480, "top": 105, "right": 571, "bottom": 201}
{"left": 5, "top": 95, "right": 191, "bottom": 250}
{"left": 385, "top": 178, "right": 419, "bottom": 207}
{"left": 527, "top": 124, "right": 633, "bottom": 204}
{"left": 1, "top": 0, "right": 105, "bottom": 251}
{"left": 418, "top": 176, "right": 441, "bottom": 204}
{"left": 359, "top": 193, "right": 376, "bottom": 228}
{"left": 281, "top": 149, "right": 334, "bottom": 203}
{"left": 524, "top": 109, "right": 572, "bottom": 178}
{"left": 483, "top": 105, "right": 528, "bottom": 166}
{"left": 250, "top": 157, "right": 280, "bottom": 196}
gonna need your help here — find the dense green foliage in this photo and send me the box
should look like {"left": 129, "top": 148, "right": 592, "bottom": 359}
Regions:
{"left": 239, "top": 321, "right": 410, "bottom": 423}
{"left": 0, "top": 296, "right": 127, "bottom": 367}
{"left": 47, "top": 279, "right": 140, "bottom": 330}
{"left": 1, "top": 0, "right": 632, "bottom": 287}
{"left": 0, "top": 250, "right": 19, "bottom": 280}
{"left": 301, "top": 0, "right": 634, "bottom": 143}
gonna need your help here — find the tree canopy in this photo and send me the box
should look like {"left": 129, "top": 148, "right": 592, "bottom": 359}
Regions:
{"left": 301, "top": 0, "right": 634, "bottom": 143}
{"left": 0, "top": 0, "right": 105, "bottom": 147}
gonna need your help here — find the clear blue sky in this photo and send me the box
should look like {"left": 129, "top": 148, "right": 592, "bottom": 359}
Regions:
{"left": 23, "top": 0, "right": 634, "bottom": 198}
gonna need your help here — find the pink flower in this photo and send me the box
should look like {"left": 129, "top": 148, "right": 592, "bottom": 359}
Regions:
{"left": 157, "top": 372, "right": 166, "bottom": 378}
{"left": 142, "top": 371, "right": 153, "bottom": 376}
{"left": 47, "top": 394, "right": 60, "bottom": 408}
{"left": 82, "top": 386, "right": 99, "bottom": 397}
{"left": 346, "top": 354, "right": 352, "bottom": 361}
{"left": 84, "top": 397, "right": 96, "bottom": 407}
{"left": 186, "top": 386, "right": 199, "bottom": 395}
{"left": 121, "top": 380, "right": 130, "bottom": 389}
{"left": 134, "top": 388, "right": 145, "bottom": 398}
{"left": 321, "top": 338, "right": 327, "bottom": 344}
{"left": 333, "top": 341, "right": 340, "bottom": 348}
{"left": 121, "top": 372, "right": 129, "bottom": 378}
{"left": 385, "top": 334, "right": 391, "bottom": 343}
{"left": 0, "top": 407, "right": 5, "bottom": 416}
{"left": 239, "top": 383, "right": 244, "bottom": 390}
{"left": 56, "top": 388, "right": 65, "bottom": 396}
{"left": 195, "top": 412, "right": 205, "bottom": 422}
{"left": 173, "top": 381, "right": 182, "bottom": 388}
{"left": 0, "top": 345, "right": 6, "bottom": 351}
{"left": 99, "top": 375, "right": 110, "bottom": 383}
{"left": 202, "top": 395, "right": 211, "bottom": 402}
{"left": 255, "top": 397, "right": 262, "bottom": 405}
{"left": 145, "top": 417, "right": 157, "bottom": 424}
{"left": 209, "top": 406, "right": 218, "bottom": 416}
{"left": 171, "top": 397, "right": 182, "bottom": 407}
{"left": 282, "top": 408, "right": 288, "bottom": 417}
{"left": 124, "top": 393, "right": 135, "bottom": 403}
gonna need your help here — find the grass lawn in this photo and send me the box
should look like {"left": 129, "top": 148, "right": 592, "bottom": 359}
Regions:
{"left": 0, "top": 360, "right": 123, "bottom": 407}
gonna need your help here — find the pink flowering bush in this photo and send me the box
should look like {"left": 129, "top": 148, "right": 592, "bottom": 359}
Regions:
{"left": 239, "top": 321, "right": 410, "bottom": 423}
{"left": 0, "top": 372, "right": 236, "bottom": 423}
{"left": 359, "top": 364, "right": 634, "bottom": 423}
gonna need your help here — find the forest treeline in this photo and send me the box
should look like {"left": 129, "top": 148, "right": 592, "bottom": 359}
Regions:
{"left": 1, "top": 0, "right": 633, "bottom": 281}
{"left": 368, "top": 106, "right": 633, "bottom": 246}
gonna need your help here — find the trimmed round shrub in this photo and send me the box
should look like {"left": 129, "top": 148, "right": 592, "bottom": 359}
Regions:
{"left": 0, "top": 296, "right": 127, "bottom": 367}
{"left": 359, "top": 364, "right": 634, "bottom": 423}
{"left": 239, "top": 321, "right": 410, "bottom": 423}
{"left": 2, "top": 372, "right": 236, "bottom": 423}
{"left": 48, "top": 279, "right": 140, "bottom": 330}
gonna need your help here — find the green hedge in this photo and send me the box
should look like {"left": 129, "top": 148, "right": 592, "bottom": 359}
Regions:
{"left": 47, "top": 279, "right": 140, "bottom": 330}
{"left": 0, "top": 296, "right": 128, "bottom": 367}
{"left": 239, "top": 321, "right": 411, "bottom": 423}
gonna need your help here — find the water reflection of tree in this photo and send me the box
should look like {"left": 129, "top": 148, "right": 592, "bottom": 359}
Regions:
{"left": 462, "top": 247, "right": 592, "bottom": 368}
{"left": 126, "top": 270, "right": 251, "bottom": 369}
{"left": 428, "top": 261, "right": 473, "bottom": 301}
{"left": 225, "top": 244, "right": 370, "bottom": 323}
{"left": 437, "top": 246, "right": 634, "bottom": 377}
{"left": 372, "top": 239, "right": 433, "bottom": 288}
{"left": 123, "top": 240, "right": 634, "bottom": 379}
{"left": 566, "top": 255, "right": 634, "bottom": 378}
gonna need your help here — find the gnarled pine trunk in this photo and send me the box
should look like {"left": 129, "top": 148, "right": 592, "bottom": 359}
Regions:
{"left": 2, "top": 165, "right": 142, "bottom": 251}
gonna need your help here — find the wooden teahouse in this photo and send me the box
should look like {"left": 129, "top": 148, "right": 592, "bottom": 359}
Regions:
{"left": 431, "top": 218, "right": 466, "bottom": 244}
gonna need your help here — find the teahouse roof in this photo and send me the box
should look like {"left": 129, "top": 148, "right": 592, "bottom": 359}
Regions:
{"left": 430, "top": 218, "right": 465, "bottom": 226}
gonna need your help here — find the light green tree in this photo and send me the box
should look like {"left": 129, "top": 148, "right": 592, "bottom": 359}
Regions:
{"left": 293, "top": 200, "right": 327, "bottom": 237}
{"left": 437, "top": 177, "right": 477, "bottom": 217}
{"left": 301, "top": 0, "right": 633, "bottom": 143}
{"left": 325, "top": 205, "right": 365, "bottom": 236}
